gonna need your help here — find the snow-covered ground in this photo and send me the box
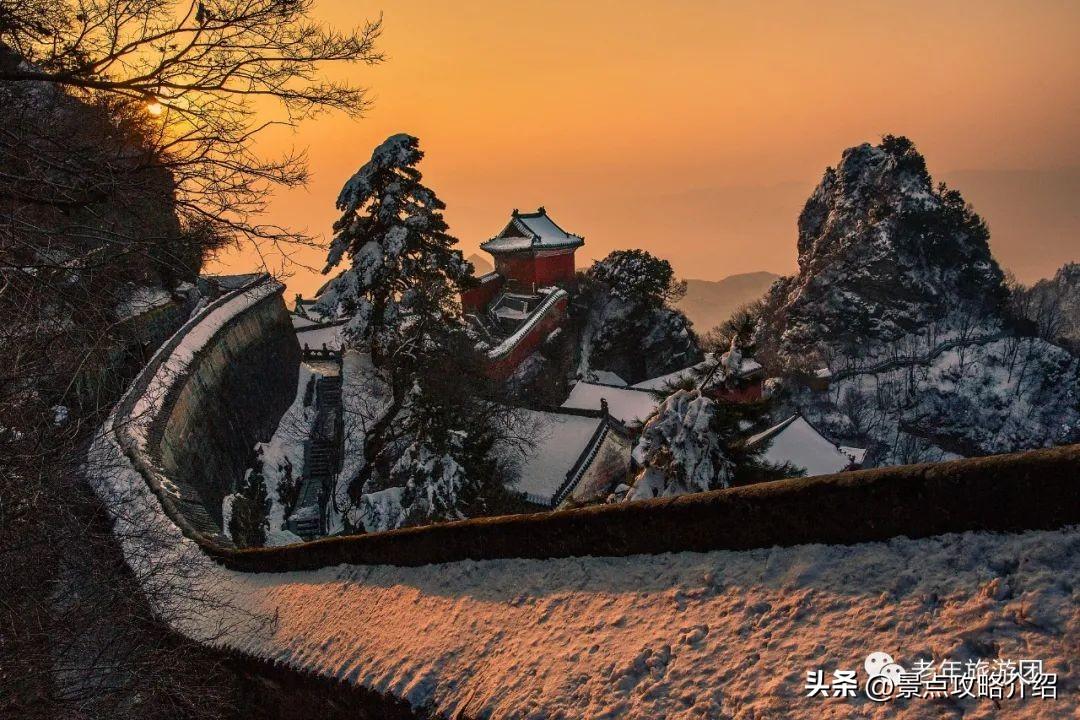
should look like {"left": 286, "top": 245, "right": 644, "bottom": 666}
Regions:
{"left": 114, "top": 285, "right": 173, "bottom": 320}
{"left": 327, "top": 350, "right": 394, "bottom": 534}
{"left": 87, "top": 434, "right": 1079, "bottom": 719}
{"left": 296, "top": 322, "right": 344, "bottom": 350}
{"left": 802, "top": 335, "right": 1080, "bottom": 465}
{"left": 222, "top": 364, "right": 321, "bottom": 545}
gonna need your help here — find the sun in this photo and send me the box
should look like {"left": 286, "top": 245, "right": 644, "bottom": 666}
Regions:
{"left": 146, "top": 101, "right": 163, "bottom": 117}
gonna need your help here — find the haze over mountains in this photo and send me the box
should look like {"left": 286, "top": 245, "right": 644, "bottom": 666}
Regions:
{"left": 467, "top": 253, "right": 777, "bottom": 334}
{"left": 677, "top": 273, "right": 780, "bottom": 333}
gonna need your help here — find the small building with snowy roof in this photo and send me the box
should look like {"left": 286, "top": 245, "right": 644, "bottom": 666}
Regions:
{"left": 503, "top": 408, "right": 630, "bottom": 508}
{"left": 477, "top": 207, "right": 584, "bottom": 295}
{"left": 458, "top": 207, "right": 585, "bottom": 380}
{"left": 745, "top": 414, "right": 863, "bottom": 477}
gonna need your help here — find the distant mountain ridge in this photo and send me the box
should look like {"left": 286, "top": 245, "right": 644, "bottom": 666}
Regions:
{"left": 677, "top": 272, "right": 780, "bottom": 332}
{"left": 466, "top": 253, "right": 493, "bottom": 277}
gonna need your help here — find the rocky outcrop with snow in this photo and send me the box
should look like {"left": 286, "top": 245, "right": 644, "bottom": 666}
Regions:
{"left": 756, "top": 137, "right": 1080, "bottom": 465}
{"left": 759, "top": 135, "right": 1007, "bottom": 359}
{"left": 573, "top": 251, "right": 703, "bottom": 384}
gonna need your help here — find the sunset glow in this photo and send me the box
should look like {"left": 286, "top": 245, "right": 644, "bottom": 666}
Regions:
{"left": 211, "top": 0, "right": 1080, "bottom": 297}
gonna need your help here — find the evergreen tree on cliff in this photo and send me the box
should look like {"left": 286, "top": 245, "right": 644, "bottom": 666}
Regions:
{"left": 572, "top": 249, "right": 701, "bottom": 384}
{"left": 317, "top": 133, "right": 474, "bottom": 366}
{"left": 319, "top": 135, "right": 522, "bottom": 533}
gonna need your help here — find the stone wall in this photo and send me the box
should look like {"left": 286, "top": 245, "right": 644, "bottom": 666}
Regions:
{"left": 108, "top": 279, "right": 1079, "bottom": 576}
{"left": 486, "top": 293, "right": 568, "bottom": 380}
{"left": 154, "top": 286, "right": 300, "bottom": 540}
{"left": 211, "top": 440, "right": 1079, "bottom": 572}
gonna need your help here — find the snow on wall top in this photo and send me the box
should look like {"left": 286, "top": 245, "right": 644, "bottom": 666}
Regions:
{"left": 481, "top": 207, "right": 585, "bottom": 253}
{"left": 126, "top": 276, "right": 283, "bottom": 450}
{"left": 747, "top": 415, "right": 854, "bottom": 477}
{"left": 487, "top": 287, "right": 568, "bottom": 360}
{"left": 563, "top": 382, "right": 660, "bottom": 426}
{"left": 84, "top": 418, "right": 1080, "bottom": 720}
{"left": 504, "top": 409, "right": 605, "bottom": 504}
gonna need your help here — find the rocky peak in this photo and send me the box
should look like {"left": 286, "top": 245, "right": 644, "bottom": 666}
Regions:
{"left": 762, "top": 136, "right": 1007, "bottom": 357}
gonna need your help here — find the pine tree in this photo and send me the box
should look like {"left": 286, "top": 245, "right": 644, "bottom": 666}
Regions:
{"left": 320, "top": 135, "right": 522, "bottom": 532}
{"left": 629, "top": 390, "right": 801, "bottom": 500}
{"left": 317, "top": 133, "right": 473, "bottom": 366}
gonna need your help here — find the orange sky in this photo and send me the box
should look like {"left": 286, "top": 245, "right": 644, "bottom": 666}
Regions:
{"left": 210, "top": 0, "right": 1080, "bottom": 297}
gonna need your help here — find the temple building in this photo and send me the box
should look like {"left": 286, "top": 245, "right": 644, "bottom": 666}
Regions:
{"left": 461, "top": 208, "right": 584, "bottom": 379}
{"left": 477, "top": 207, "right": 584, "bottom": 293}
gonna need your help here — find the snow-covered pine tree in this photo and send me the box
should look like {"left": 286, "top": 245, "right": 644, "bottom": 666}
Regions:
{"left": 572, "top": 249, "right": 702, "bottom": 384}
{"left": 627, "top": 389, "right": 799, "bottom": 500}
{"left": 319, "top": 135, "right": 524, "bottom": 532}
{"left": 317, "top": 133, "right": 473, "bottom": 365}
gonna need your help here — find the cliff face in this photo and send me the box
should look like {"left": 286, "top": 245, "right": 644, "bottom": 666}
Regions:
{"left": 760, "top": 136, "right": 1007, "bottom": 360}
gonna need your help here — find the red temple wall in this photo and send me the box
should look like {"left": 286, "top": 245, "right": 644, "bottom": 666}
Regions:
{"left": 493, "top": 251, "right": 576, "bottom": 292}
{"left": 494, "top": 255, "right": 537, "bottom": 289}
{"left": 461, "top": 274, "right": 504, "bottom": 314}
{"left": 534, "top": 252, "right": 576, "bottom": 287}
{"left": 485, "top": 294, "right": 568, "bottom": 380}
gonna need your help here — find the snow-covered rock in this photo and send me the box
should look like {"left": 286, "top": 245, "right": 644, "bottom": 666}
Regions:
{"left": 759, "top": 135, "right": 1007, "bottom": 358}
{"left": 754, "top": 137, "right": 1079, "bottom": 464}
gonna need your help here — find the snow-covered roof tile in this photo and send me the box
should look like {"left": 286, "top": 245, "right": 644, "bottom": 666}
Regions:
{"left": 506, "top": 409, "right": 605, "bottom": 505}
{"left": 840, "top": 445, "right": 867, "bottom": 465}
{"left": 481, "top": 208, "right": 584, "bottom": 253}
{"left": 746, "top": 415, "right": 853, "bottom": 477}
{"left": 562, "top": 382, "right": 660, "bottom": 426}
{"left": 632, "top": 355, "right": 715, "bottom": 391}
{"left": 587, "top": 370, "right": 627, "bottom": 387}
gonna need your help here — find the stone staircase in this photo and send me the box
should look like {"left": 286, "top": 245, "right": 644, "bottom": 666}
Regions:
{"left": 288, "top": 374, "right": 343, "bottom": 539}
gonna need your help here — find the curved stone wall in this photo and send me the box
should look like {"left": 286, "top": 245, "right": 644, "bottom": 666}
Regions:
{"left": 89, "top": 276, "right": 1079, "bottom": 718}
{"left": 115, "top": 275, "right": 300, "bottom": 544}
